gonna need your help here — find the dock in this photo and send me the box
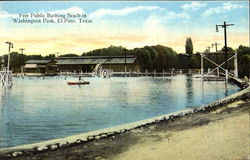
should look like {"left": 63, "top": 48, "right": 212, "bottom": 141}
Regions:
{"left": 202, "top": 77, "right": 225, "bottom": 81}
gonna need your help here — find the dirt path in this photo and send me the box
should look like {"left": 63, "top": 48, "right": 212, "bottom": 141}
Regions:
{"left": 4, "top": 100, "right": 250, "bottom": 160}
{"left": 114, "top": 105, "right": 249, "bottom": 160}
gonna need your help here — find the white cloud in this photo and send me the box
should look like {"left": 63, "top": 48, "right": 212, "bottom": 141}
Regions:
{"left": 0, "top": 10, "right": 10, "bottom": 18}
{"left": 181, "top": 2, "right": 206, "bottom": 11}
{"left": 143, "top": 11, "right": 189, "bottom": 29}
{"left": 0, "top": 8, "right": 18, "bottom": 19}
{"left": 142, "top": 10, "right": 190, "bottom": 43}
{"left": 144, "top": 14, "right": 164, "bottom": 31}
{"left": 166, "top": 11, "right": 190, "bottom": 19}
{"left": 203, "top": 2, "right": 246, "bottom": 17}
{"left": 223, "top": 2, "right": 245, "bottom": 11}
{"left": 89, "top": 6, "right": 164, "bottom": 18}
{"left": 47, "top": 7, "right": 85, "bottom": 15}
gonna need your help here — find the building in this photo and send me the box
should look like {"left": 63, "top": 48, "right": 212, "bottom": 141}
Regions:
{"left": 24, "top": 60, "right": 57, "bottom": 75}
{"left": 55, "top": 55, "right": 140, "bottom": 73}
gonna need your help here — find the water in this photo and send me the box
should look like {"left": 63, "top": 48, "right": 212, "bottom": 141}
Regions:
{"left": 0, "top": 75, "right": 240, "bottom": 148}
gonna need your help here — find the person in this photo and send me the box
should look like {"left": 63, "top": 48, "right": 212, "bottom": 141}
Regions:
{"left": 79, "top": 75, "right": 82, "bottom": 81}
{"left": 103, "top": 70, "right": 107, "bottom": 78}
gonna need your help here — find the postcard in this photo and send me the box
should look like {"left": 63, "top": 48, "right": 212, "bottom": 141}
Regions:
{"left": 0, "top": 1, "right": 249, "bottom": 160}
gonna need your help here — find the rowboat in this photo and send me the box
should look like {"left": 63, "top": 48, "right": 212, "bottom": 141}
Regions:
{"left": 67, "top": 81, "right": 90, "bottom": 85}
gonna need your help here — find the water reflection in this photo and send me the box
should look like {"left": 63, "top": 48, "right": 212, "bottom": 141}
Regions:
{"left": 185, "top": 75, "right": 194, "bottom": 106}
{"left": 0, "top": 75, "right": 240, "bottom": 148}
{"left": 225, "top": 82, "right": 228, "bottom": 96}
{"left": 201, "top": 80, "right": 205, "bottom": 104}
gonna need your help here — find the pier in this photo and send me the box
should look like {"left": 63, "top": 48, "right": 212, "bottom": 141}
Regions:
{"left": 1, "top": 41, "right": 13, "bottom": 87}
{"left": 0, "top": 71, "right": 13, "bottom": 87}
{"left": 56, "top": 69, "right": 201, "bottom": 77}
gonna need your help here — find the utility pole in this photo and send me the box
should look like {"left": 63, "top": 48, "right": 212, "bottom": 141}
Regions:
{"left": 212, "top": 42, "right": 221, "bottom": 64}
{"left": 19, "top": 48, "right": 25, "bottom": 54}
{"left": 19, "top": 48, "right": 25, "bottom": 74}
{"left": 2, "top": 41, "right": 14, "bottom": 86}
{"left": 124, "top": 49, "right": 127, "bottom": 76}
{"left": 216, "top": 21, "right": 234, "bottom": 71}
{"left": 212, "top": 42, "right": 220, "bottom": 52}
{"left": 206, "top": 46, "right": 211, "bottom": 69}
{"left": 0, "top": 56, "right": 3, "bottom": 71}
{"left": 206, "top": 46, "right": 211, "bottom": 52}
{"left": 55, "top": 52, "right": 60, "bottom": 57}
{"left": 5, "top": 42, "right": 13, "bottom": 72}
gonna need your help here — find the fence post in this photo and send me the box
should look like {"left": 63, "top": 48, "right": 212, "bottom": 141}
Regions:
{"left": 226, "top": 69, "right": 228, "bottom": 82}
{"left": 201, "top": 53, "right": 204, "bottom": 79}
{"left": 217, "top": 67, "right": 220, "bottom": 77}
{"left": 234, "top": 50, "right": 238, "bottom": 78}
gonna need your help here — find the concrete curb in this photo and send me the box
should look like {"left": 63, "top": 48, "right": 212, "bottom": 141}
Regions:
{"left": 1, "top": 78, "right": 249, "bottom": 158}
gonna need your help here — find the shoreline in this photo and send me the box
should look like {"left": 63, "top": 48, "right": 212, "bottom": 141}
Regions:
{"left": 114, "top": 99, "right": 250, "bottom": 160}
{"left": 0, "top": 78, "right": 249, "bottom": 159}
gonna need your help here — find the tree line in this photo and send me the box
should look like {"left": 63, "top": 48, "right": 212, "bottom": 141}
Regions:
{"left": 83, "top": 44, "right": 249, "bottom": 78}
{"left": 0, "top": 43, "right": 249, "bottom": 78}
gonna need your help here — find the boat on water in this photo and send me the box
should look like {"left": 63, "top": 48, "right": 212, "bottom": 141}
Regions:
{"left": 67, "top": 81, "right": 90, "bottom": 85}
{"left": 67, "top": 75, "right": 90, "bottom": 85}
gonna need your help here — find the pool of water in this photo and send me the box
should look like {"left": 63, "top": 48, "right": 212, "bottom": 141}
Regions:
{"left": 0, "top": 75, "right": 240, "bottom": 148}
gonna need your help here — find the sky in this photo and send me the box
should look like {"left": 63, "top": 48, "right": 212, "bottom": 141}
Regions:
{"left": 0, "top": 1, "right": 249, "bottom": 56}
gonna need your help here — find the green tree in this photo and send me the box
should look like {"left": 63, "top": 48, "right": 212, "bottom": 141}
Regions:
{"left": 185, "top": 37, "right": 193, "bottom": 56}
{"left": 237, "top": 45, "right": 250, "bottom": 78}
{"left": 178, "top": 54, "right": 189, "bottom": 69}
{"left": 83, "top": 46, "right": 126, "bottom": 56}
{"left": 59, "top": 54, "right": 79, "bottom": 57}
{"left": 45, "top": 54, "right": 55, "bottom": 59}
{"left": 27, "top": 54, "right": 43, "bottom": 60}
{"left": 221, "top": 46, "right": 234, "bottom": 52}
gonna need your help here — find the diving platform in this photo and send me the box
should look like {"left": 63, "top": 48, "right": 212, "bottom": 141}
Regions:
{"left": 0, "top": 71, "right": 13, "bottom": 87}
{"left": 202, "top": 76, "right": 225, "bottom": 81}
{"left": 200, "top": 50, "right": 238, "bottom": 82}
